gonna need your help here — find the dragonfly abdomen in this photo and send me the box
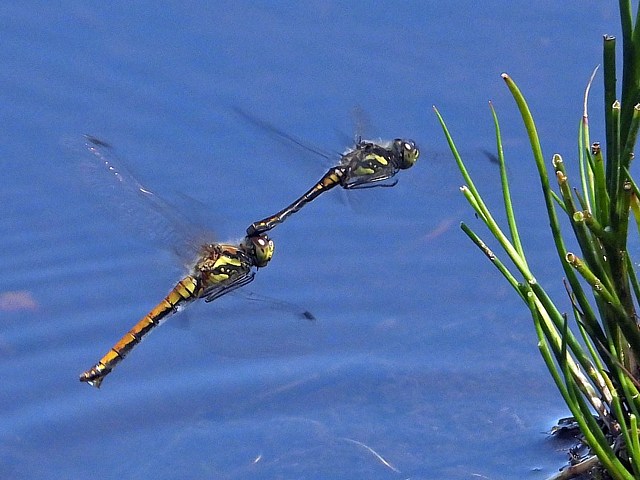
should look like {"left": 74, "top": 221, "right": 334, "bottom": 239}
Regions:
{"left": 246, "top": 167, "right": 346, "bottom": 236}
{"left": 79, "top": 276, "right": 198, "bottom": 388}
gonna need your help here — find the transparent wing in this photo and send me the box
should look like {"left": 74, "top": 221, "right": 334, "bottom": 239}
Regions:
{"left": 64, "top": 135, "right": 213, "bottom": 263}
{"left": 349, "top": 104, "right": 371, "bottom": 145}
{"left": 232, "top": 106, "right": 342, "bottom": 162}
{"left": 235, "top": 290, "right": 316, "bottom": 321}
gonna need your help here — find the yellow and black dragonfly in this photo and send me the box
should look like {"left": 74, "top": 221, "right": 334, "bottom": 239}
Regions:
{"left": 76, "top": 136, "right": 275, "bottom": 388}
{"left": 237, "top": 110, "right": 420, "bottom": 237}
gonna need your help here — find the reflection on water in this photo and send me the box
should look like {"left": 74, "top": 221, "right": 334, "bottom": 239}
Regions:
{"left": 0, "top": 291, "right": 38, "bottom": 312}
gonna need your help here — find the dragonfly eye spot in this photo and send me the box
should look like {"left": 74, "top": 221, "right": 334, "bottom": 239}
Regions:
{"left": 397, "top": 139, "right": 419, "bottom": 169}
{"left": 249, "top": 235, "right": 274, "bottom": 268}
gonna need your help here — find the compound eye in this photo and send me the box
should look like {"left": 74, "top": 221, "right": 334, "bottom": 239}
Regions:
{"left": 398, "top": 139, "right": 419, "bottom": 169}
{"left": 252, "top": 235, "right": 274, "bottom": 267}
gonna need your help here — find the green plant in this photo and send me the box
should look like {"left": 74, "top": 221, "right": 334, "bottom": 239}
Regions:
{"left": 434, "top": 2, "right": 640, "bottom": 478}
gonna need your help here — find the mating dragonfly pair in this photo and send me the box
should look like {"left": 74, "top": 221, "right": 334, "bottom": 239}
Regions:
{"left": 79, "top": 127, "right": 419, "bottom": 388}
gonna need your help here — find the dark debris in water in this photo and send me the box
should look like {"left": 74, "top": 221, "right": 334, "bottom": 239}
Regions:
{"left": 546, "top": 417, "right": 614, "bottom": 480}
{"left": 550, "top": 417, "right": 582, "bottom": 440}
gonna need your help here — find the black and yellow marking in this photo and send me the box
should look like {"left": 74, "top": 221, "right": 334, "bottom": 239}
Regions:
{"left": 198, "top": 251, "right": 254, "bottom": 302}
{"left": 246, "top": 138, "right": 419, "bottom": 237}
{"left": 198, "top": 252, "right": 245, "bottom": 284}
{"left": 79, "top": 276, "right": 199, "bottom": 388}
{"left": 246, "top": 166, "right": 346, "bottom": 236}
{"left": 78, "top": 136, "right": 277, "bottom": 388}
{"left": 350, "top": 152, "right": 389, "bottom": 177}
{"left": 79, "top": 237, "right": 275, "bottom": 388}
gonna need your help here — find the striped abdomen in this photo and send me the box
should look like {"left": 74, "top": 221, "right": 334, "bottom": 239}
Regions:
{"left": 79, "top": 276, "right": 199, "bottom": 388}
{"left": 246, "top": 167, "right": 346, "bottom": 236}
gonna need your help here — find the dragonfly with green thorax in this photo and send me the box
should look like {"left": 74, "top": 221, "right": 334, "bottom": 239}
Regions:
{"left": 76, "top": 136, "right": 275, "bottom": 388}
{"left": 238, "top": 110, "right": 420, "bottom": 237}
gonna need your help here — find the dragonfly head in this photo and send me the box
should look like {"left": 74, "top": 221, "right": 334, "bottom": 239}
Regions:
{"left": 393, "top": 139, "right": 419, "bottom": 170}
{"left": 242, "top": 234, "right": 275, "bottom": 268}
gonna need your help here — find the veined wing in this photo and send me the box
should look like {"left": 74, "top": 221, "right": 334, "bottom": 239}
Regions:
{"left": 233, "top": 107, "right": 416, "bottom": 186}
{"left": 66, "top": 135, "right": 212, "bottom": 263}
{"left": 233, "top": 106, "right": 342, "bottom": 163}
{"left": 234, "top": 106, "right": 388, "bottom": 169}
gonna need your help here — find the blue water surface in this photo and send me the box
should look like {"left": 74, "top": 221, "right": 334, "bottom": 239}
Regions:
{"left": 0, "top": 2, "right": 623, "bottom": 479}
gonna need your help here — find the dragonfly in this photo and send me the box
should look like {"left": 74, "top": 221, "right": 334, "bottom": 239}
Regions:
{"left": 238, "top": 110, "right": 420, "bottom": 237}
{"left": 76, "top": 136, "right": 275, "bottom": 388}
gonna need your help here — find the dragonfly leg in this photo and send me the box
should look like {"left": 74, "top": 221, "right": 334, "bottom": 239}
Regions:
{"left": 344, "top": 178, "right": 398, "bottom": 189}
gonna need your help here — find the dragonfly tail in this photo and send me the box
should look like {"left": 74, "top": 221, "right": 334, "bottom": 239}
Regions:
{"left": 247, "top": 167, "right": 345, "bottom": 236}
{"left": 79, "top": 276, "right": 198, "bottom": 388}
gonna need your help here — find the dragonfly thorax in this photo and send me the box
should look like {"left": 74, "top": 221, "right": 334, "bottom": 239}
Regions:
{"left": 392, "top": 139, "right": 419, "bottom": 170}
